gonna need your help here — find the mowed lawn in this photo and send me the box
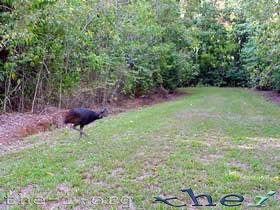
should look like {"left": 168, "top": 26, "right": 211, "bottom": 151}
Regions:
{"left": 0, "top": 88, "right": 279, "bottom": 209}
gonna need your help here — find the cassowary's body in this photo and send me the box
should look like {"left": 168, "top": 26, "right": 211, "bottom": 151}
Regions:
{"left": 64, "top": 108, "right": 107, "bottom": 137}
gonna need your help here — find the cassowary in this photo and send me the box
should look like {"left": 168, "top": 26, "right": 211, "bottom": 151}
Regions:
{"left": 64, "top": 108, "right": 107, "bottom": 138}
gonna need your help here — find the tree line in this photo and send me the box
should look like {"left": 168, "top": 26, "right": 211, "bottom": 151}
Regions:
{"left": 0, "top": 0, "right": 279, "bottom": 112}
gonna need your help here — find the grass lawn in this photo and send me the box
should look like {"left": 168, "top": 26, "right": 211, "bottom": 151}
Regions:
{"left": 0, "top": 87, "right": 279, "bottom": 209}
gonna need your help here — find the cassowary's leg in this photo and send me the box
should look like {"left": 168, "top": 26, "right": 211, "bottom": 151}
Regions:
{"left": 72, "top": 125, "right": 80, "bottom": 132}
{"left": 72, "top": 125, "right": 86, "bottom": 137}
{"left": 79, "top": 126, "right": 83, "bottom": 138}
{"left": 80, "top": 125, "right": 88, "bottom": 138}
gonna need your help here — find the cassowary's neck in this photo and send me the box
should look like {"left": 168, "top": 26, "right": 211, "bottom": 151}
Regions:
{"left": 97, "top": 112, "right": 104, "bottom": 119}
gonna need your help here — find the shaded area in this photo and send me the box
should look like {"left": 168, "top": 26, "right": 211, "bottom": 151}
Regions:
{"left": 257, "top": 90, "right": 280, "bottom": 104}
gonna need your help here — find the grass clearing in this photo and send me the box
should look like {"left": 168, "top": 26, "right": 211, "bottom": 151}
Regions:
{"left": 0, "top": 87, "right": 279, "bottom": 209}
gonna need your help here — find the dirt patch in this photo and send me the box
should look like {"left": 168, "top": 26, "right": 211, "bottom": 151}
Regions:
{"left": 252, "top": 89, "right": 280, "bottom": 104}
{"left": 57, "top": 184, "right": 70, "bottom": 194}
{"left": 199, "top": 154, "right": 223, "bottom": 164}
{"left": 0, "top": 92, "right": 185, "bottom": 146}
{"left": 136, "top": 171, "right": 153, "bottom": 181}
{"left": 229, "top": 160, "right": 250, "bottom": 170}
{"left": 111, "top": 167, "right": 125, "bottom": 177}
{"left": 0, "top": 109, "right": 67, "bottom": 145}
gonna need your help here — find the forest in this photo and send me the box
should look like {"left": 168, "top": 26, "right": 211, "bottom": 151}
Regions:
{"left": 0, "top": 0, "right": 279, "bottom": 112}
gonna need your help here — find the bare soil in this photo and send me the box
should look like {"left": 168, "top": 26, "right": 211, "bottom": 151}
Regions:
{"left": 258, "top": 91, "right": 280, "bottom": 104}
{"left": 251, "top": 88, "right": 280, "bottom": 104}
{"left": 0, "top": 93, "right": 185, "bottom": 145}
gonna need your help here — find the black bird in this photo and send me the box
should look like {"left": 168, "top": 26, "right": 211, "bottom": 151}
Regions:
{"left": 64, "top": 108, "right": 107, "bottom": 138}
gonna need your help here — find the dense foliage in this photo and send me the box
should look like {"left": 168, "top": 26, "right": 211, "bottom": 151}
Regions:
{"left": 0, "top": 0, "right": 279, "bottom": 111}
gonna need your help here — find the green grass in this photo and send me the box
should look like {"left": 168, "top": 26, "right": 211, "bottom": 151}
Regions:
{"left": 0, "top": 87, "right": 279, "bottom": 209}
